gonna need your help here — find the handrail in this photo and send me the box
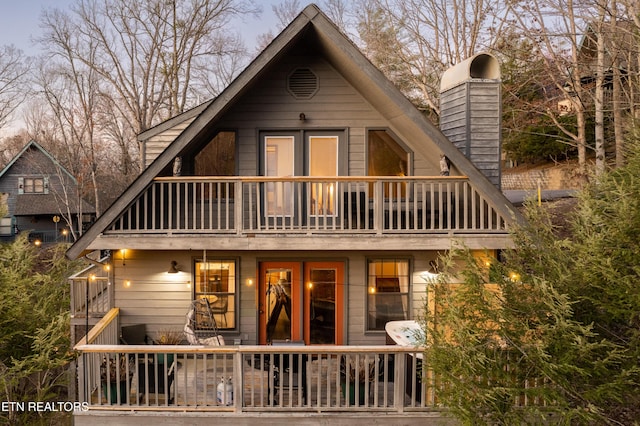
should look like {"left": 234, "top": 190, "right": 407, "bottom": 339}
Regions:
{"left": 108, "top": 175, "right": 508, "bottom": 235}
{"left": 74, "top": 343, "right": 425, "bottom": 355}
{"left": 154, "top": 175, "right": 469, "bottom": 183}
{"left": 75, "top": 308, "right": 119, "bottom": 347}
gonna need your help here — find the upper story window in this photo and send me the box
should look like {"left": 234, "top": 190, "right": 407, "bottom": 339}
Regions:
{"left": 194, "top": 131, "right": 236, "bottom": 176}
{"left": 367, "top": 130, "right": 409, "bottom": 177}
{"left": 18, "top": 177, "right": 48, "bottom": 194}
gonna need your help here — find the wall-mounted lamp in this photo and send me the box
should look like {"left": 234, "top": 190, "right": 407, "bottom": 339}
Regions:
{"left": 299, "top": 112, "right": 306, "bottom": 121}
{"left": 245, "top": 278, "right": 254, "bottom": 287}
{"left": 120, "top": 249, "right": 127, "bottom": 266}
{"left": 420, "top": 259, "right": 441, "bottom": 282}
{"left": 167, "top": 260, "right": 180, "bottom": 274}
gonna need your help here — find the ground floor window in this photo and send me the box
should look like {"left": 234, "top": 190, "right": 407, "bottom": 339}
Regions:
{"left": 366, "top": 258, "right": 410, "bottom": 331}
{"left": 193, "top": 258, "right": 236, "bottom": 329}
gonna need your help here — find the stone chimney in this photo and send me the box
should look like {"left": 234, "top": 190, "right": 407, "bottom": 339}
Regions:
{"left": 440, "top": 53, "right": 502, "bottom": 188}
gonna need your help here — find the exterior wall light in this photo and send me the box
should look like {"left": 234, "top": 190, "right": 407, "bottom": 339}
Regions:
{"left": 168, "top": 260, "right": 180, "bottom": 274}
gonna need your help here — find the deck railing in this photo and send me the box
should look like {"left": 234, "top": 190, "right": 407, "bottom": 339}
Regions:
{"left": 75, "top": 311, "right": 431, "bottom": 413}
{"left": 75, "top": 311, "right": 549, "bottom": 414}
{"left": 106, "top": 176, "right": 508, "bottom": 235}
{"left": 70, "top": 261, "right": 112, "bottom": 318}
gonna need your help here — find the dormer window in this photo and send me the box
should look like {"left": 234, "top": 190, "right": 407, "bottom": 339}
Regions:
{"left": 18, "top": 177, "right": 49, "bottom": 194}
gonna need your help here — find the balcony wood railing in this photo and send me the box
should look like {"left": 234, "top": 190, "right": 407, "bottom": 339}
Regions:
{"left": 75, "top": 310, "right": 432, "bottom": 412}
{"left": 70, "top": 262, "right": 112, "bottom": 319}
{"left": 75, "top": 311, "right": 548, "bottom": 414}
{"left": 106, "top": 176, "right": 509, "bottom": 235}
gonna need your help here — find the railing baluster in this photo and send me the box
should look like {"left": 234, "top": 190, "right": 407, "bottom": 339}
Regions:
{"left": 104, "top": 176, "right": 507, "bottom": 235}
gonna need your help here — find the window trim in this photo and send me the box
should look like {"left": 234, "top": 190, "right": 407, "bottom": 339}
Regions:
{"left": 365, "top": 257, "right": 412, "bottom": 332}
{"left": 365, "top": 128, "right": 414, "bottom": 177}
{"left": 192, "top": 257, "right": 238, "bottom": 331}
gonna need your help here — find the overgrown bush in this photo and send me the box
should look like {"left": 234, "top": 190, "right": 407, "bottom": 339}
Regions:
{"left": 0, "top": 236, "right": 81, "bottom": 425}
{"left": 422, "top": 139, "right": 640, "bottom": 424}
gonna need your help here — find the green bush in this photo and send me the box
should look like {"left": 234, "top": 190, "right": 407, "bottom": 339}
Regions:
{"left": 423, "top": 138, "right": 640, "bottom": 424}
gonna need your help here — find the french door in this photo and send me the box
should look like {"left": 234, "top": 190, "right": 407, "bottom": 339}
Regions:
{"left": 258, "top": 261, "right": 344, "bottom": 345}
{"left": 262, "top": 132, "right": 342, "bottom": 227}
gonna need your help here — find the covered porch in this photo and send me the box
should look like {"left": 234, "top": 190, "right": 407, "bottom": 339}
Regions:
{"left": 74, "top": 308, "right": 444, "bottom": 424}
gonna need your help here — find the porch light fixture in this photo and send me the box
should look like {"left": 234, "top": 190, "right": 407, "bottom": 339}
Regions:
{"left": 299, "top": 112, "right": 306, "bottom": 121}
{"left": 167, "top": 260, "right": 180, "bottom": 274}
{"left": 420, "top": 259, "right": 441, "bottom": 282}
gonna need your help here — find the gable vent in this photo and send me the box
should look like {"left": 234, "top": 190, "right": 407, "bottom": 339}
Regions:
{"left": 287, "top": 68, "right": 318, "bottom": 99}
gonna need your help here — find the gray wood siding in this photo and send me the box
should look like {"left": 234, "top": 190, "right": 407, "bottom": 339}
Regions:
{"left": 179, "top": 56, "right": 434, "bottom": 177}
{"left": 440, "top": 80, "right": 501, "bottom": 187}
{"left": 113, "top": 249, "right": 438, "bottom": 346}
{"left": 143, "top": 118, "right": 198, "bottom": 168}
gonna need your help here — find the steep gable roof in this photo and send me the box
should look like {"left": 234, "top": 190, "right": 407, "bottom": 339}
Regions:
{"left": 67, "top": 4, "right": 521, "bottom": 260}
{"left": 0, "top": 140, "right": 77, "bottom": 182}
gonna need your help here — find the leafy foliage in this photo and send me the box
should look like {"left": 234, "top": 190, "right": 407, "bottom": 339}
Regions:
{"left": 0, "top": 236, "right": 81, "bottom": 425}
{"left": 422, "top": 138, "right": 640, "bottom": 424}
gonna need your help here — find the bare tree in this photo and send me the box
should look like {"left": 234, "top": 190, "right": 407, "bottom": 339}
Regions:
{"left": 0, "top": 46, "right": 29, "bottom": 131}
{"left": 506, "top": 0, "right": 591, "bottom": 176}
{"left": 37, "top": 0, "right": 259, "bottom": 172}
{"left": 30, "top": 54, "right": 103, "bottom": 225}
{"left": 357, "top": 0, "right": 510, "bottom": 119}
{"left": 594, "top": 1, "right": 606, "bottom": 176}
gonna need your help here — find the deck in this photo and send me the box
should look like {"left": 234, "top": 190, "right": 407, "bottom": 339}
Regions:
{"left": 73, "top": 309, "right": 448, "bottom": 424}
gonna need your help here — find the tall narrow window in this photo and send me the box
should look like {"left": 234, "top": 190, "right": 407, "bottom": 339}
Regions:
{"left": 309, "top": 136, "right": 338, "bottom": 215}
{"left": 366, "top": 259, "right": 410, "bottom": 331}
{"left": 265, "top": 136, "right": 295, "bottom": 216}
{"left": 194, "top": 259, "right": 236, "bottom": 329}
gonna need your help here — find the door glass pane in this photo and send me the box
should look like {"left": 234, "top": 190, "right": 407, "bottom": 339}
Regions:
{"left": 264, "top": 268, "right": 292, "bottom": 342}
{"left": 308, "top": 268, "right": 336, "bottom": 344}
{"left": 309, "top": 136, "right": 338, "bottom": 215}
{"left": 265, "top": 136, "right": 294, "bottom": 216}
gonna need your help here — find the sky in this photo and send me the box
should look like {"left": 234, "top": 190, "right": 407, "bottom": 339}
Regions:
{"left": 0, "top": 0, "right": 281, "bottom": 135}
{"left": 0, "top": 0, "right": 280, "bottom": 56}
{"left": 0, "top": 1, "right": 75, "bottom": 53}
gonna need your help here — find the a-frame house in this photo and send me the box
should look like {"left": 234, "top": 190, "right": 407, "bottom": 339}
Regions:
{"left": 68, "top": 5, "right": 520, "bottom": 422}
{"left": 0, "top": 140, "right": 95, "bottom": 243}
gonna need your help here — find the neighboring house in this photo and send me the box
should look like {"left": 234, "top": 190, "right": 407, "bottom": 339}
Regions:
{"left": 0, "top": 140, "right": 95, "bottom": 243}
{"left": 559, "top": 19, "right": 638, "bottom": 116}
{"left": 67, "top": 5, "right": 522, "bottom": 423}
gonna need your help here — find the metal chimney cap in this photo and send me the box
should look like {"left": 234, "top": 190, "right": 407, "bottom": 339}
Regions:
{"left": 440, "top": 53, "right": 500, "bottom": 92}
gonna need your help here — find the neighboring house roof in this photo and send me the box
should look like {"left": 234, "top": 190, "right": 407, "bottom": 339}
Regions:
{"left": 14, "top": 194, "right": 95, "bottom": 216}
{"left": 0, "top": 140, "right": 96, "bottom": 216}
{"left": 0, "top": 140, "right": 76, "bottom": 182}
{"left": 66, "top": 4, "right": 521, "bottom": 260}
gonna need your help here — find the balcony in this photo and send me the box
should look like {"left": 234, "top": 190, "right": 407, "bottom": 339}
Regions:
{"left": 105, "top": 176, "right": 509, "bottom": 236}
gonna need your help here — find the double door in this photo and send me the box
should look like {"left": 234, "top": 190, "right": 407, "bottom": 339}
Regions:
{"left": 263, "top": 132, "right": 343, "bottom": 225}
{"left": 258, "top": 261, "right": 344, "bottom": 345}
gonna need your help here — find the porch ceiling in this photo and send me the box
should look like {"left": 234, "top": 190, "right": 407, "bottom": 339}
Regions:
{"left": 87, "top": 233, "right": 513, "bottom": 252}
